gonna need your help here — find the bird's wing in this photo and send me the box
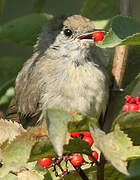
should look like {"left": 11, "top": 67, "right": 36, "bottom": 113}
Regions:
{"left": 7, "top": 54, "right": 43, "bottom": 128}
{"left": 7, "top": 98, "right": 20, "bottom": 123}
{"left": 7, "top": 97, "right": 41, "bottom": 129}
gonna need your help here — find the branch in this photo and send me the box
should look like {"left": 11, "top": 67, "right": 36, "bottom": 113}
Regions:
{"left": 97, "top": 1, "right": 132, "bottom": 180}
{"left": 72, "top": 165, "right": 89, "bottom": 180}
{"left": 112, "top": 0, "right": 132, "bottom": 90}
{"left": 103, "top": 0, "right": 132, "bottom": 132}
{"left": 112, "top": 45, "right": 129, "bottom": 89}
{"left": 120, "top": 0, "right": 133, "bottom": 16}
{"left": 97, "top": 154, "right": 106, "bottom": 180}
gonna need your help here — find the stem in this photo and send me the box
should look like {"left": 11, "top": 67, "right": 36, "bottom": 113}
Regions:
{"left": 72, "top": 165, "right": 89, "bottom": 180}
{"left": 97, "top": 154, "right": 106, "bottom": 180}
{"left": 112, "top": 46, "right": 129, "bottom": 90}
{"left": 97, "top": 1, "right": 132, "bottom": 180}
{"left": 103, "top": 0, "right": 131, "bottom": 133}
{"left": 120, "top": 0, "right": 132, "bottom": 16}
{"left": 112, "top": 0, "right": 131, "bottom": 89}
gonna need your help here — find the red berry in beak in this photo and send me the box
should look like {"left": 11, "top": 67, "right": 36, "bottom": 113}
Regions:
{"left": 93, "top": 31, "right": 104, "bottom": 41}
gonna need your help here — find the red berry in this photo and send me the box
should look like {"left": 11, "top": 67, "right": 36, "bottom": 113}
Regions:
{"left": 70, "top": 131, "right": 81, "bottom": 138}
{"left": 128, "top": 104, "right": 139, "bottom": 111}
{"left": 82, "top": 136, "right": 93, "bottom": 146}
{"left": 123, "top": 103, "right": 139, "bottom": 112}
{"left": 123, "top": 103, "right": 130, "bottom": 112}
{"left": 88, "top": 151, "right": 98, "bottom": 162}
{"left": 70, "top": 154, "right": 84, "bottom": 167}
{"left": 125, "top": 95, "right": 136, "bottom": 104}
{"left": 138, "top": 104, "right": 140, "bottom": 110}
{"left": 72, "top": 112, "right": 77, "bottom": 116}
{"left": 38, "top": 157, "right": 51, "bottom": 167}
{"left": 93, "top": 31, "right": 104, "bottom": 41}
{"left": 81, "top": 131, "right": 91, "bottom": 137}
{"left": 135, "top": 96, "right": 140, "bottom": 105}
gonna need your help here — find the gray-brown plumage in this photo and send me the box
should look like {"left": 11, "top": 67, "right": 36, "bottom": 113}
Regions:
{"left": 7, "top": 15, "right": 109, "bottom": 128}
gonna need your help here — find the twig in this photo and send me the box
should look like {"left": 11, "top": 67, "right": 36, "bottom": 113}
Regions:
{"left": 120, "top": 0, "right": 132, "bottom": 16}
{"left": 96, "top": 1, "right": 132, "bottom": 180}
{"left": 103, "top": 0, "right": 131, "bottom": 133}
{"left": 102, "top": 46, "right": 129, "bottom": 132}
{"left": 72, "top": 165, "right": 89, "bottom": 180}
{"left": 112, "top": 45, "right": 129, "bottom": 90}
{"left": 97, "top": 153, "right": 106, "bottom": 180}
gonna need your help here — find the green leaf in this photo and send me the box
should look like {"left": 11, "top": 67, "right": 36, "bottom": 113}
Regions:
{"left": 126, "top": 159, "right": 140, "bottom": 180}
{"left": 0, "top": 129, "right": 37, "bottom": 178}
{"left": 113, "top": 111, "right": 140, "bottom": 131}
{"left": 0, "top": 87, "right": 14, "bottom": 107}
{"left": 98, "top": 16, "right": 140, "bottom": 48}
{"left": 105, "top": 160, "right": 140, "bottom": 179}
{"left": 93, "top": 19, "right": 110, "bottom": 29}
{"left": 112, "top": 111, "right": 140, "bottom": 145}
{"left": 81, "top": 0, "right": 119, "bottom": 20}
{"left": 0, "top": 173, "right": 17, "bottom": 180}
{"left": 43, "top": 171, "right": 53, "bottom": 180}
{"left": 0, "top": 13, "right": 53, "bottom": 46}
{"left": 108, "top": 74, "right": 140, "bottom": 123}
{"left": 17, "top": 170, "right": 43, "bottom": 180}
{"left": 105, "top": 160, "right": 140, "bottom": 180}
{"left": 46, "top": 109, "right": 97, "bottom": 156}
{"left": 30, "top": 136, "right": 56, "bottom": 161}
{"left": 123, "top": 46, "right": 140, "bottom": 87}
{"left": 46, "top": 109, "right": 73, "bottom": 156}
{"left": 90, "top": 124, "right": 140, "bottom": 175}
{"left": 34, "top": 162, "right": 53, "bottom": 180}
{"left": 30, "top": 136, "right": 92, "bottom": 161}
{"left": 0, "top": 119, "right": 24, "bottom": 146}
{"left": 104, "top": 163, "right": 125, "bottom": 180}
{"left": 0, "top": 56, "right": 25, "bottom": 86}
{"left": 64, "top": 138, "right": 92, "bottom": 156}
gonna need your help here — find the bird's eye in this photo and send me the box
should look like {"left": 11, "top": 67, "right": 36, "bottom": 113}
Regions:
{"left": 64, "top": 28, "right": 73, "bottom": 37}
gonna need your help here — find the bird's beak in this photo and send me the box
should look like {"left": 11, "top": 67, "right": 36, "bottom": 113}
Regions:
{"left": 78, "top": 32, "right": 94, "bottom": 43}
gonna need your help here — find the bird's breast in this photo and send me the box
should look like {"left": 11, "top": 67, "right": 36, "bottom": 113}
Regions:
{"left": 40, "top": 62, "right": 109, "bottom": 119}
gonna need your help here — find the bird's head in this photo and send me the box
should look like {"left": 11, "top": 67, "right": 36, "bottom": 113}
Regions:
{"left": 37, "top": 15, "right": 96, "bottom": 55}
{"left": 55, "top": 15, "right": 95, "bottom": 47}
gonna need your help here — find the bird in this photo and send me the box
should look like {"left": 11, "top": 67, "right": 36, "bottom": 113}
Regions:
{"left": 7, "top": 15, "right": 110, "bottom": 129}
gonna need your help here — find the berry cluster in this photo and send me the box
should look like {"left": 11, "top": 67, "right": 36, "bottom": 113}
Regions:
{"left": 69, "top": 131, "right": 98, "bottom": 166}
{"left": 38, "top": 131, "right": 98, "bottom": 177}
{"left": 92, "top": 31, "right": 104, "bottom": 41}
{"left": 123, "top": 95, "right": 140, "bottom": 112}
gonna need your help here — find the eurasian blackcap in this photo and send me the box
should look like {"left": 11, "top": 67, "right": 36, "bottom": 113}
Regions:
{"left": 8, "top": 15, "right": 109, "bottom": 128}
